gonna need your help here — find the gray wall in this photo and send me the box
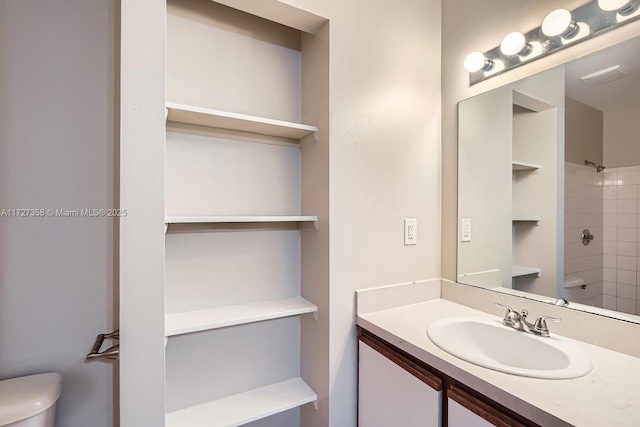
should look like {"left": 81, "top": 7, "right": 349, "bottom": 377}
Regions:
{"left": 0, "top": 1, "right": 117, "bottom": 426}
{"left": 565, "top": 97, "right": 603, "bottom": 165}
{"left": 604, "top": 107, "right": 640, "bottom": 167}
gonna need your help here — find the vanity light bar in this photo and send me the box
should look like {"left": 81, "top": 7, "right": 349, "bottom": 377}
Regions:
{"left": 464, "top": 0, "right": 640, "bottom": 84}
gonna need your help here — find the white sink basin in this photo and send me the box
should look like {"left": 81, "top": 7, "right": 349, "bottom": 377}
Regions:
{"left": 427, "top": 316, "right": 592, "bottom": 379}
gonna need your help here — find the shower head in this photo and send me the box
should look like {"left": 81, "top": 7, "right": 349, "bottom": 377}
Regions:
{"left": 584, "top": 160, "right": 606, "bottom": 173}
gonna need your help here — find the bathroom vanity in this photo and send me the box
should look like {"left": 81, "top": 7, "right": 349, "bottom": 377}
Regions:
{"left": 359, "top": 329, "right": 534, "bottom": 427}
{"left": 356, "top": 284, "right": 640, "bottom": 427}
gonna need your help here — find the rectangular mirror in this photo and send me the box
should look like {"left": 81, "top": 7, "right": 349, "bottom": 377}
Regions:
{"left": 458, "top": 35, "right": 640, "bottom": 323}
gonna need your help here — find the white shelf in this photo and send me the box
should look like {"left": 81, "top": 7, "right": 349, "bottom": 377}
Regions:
{"left": 165, "top": 215, "right": 318, "bottom": 224}
{"left": 512, "top": 266, "right": 541, "bottom": 277}
{"left": 166, "top": 102, "right": 318, "bottom": 140}
{"left": 165, "top": 296, "right": 317, "bottom": 337}
{"left": 512, "top": 217, "right": 541, "bottom": 223}
{"left": 512, "top": 161, "right": 541, "bottom": 171}
{"left": 165, "top": 377, "right": 317, "bottom": 427}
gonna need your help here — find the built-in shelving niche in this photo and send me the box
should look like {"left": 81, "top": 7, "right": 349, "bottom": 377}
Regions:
{"left": 511, "top": 88, "right": 556, "bottom": 292}
{"left": 163, "top": 0, "right": 329, "bottom": 425}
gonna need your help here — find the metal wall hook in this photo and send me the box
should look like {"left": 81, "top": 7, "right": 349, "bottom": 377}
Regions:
{"left": 86, "top": 329, "right": 119, "bottom": 361}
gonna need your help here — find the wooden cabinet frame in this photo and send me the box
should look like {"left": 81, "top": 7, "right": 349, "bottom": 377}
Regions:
{"left": 358, "top": 328, "right": 542, "bottom": 427}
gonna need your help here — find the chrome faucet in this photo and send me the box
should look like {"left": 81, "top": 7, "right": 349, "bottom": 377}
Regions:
{"left": 495, "top": 302, "right": 560, "bottom": 338}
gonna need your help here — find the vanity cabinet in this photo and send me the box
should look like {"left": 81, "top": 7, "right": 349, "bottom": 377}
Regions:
{"left": 358, "top": 334, "right": 442, "bottom": 427}
{"left": 358, "top": 329, "right": 539, "bottom": 427}
{"left": 448, "top": 386, "right": 528, "bottom": 427}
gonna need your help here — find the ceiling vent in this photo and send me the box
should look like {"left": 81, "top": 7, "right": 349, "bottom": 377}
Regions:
{"left": 581, "top": 65, "right": 630, "bottom": 85}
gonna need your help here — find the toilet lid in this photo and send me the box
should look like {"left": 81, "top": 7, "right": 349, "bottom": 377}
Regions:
{"left": 0, "top": 373, "right": 62, "bottom": 425}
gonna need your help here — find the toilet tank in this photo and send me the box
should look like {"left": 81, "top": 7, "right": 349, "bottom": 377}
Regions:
{"left": 0, "top": 373, "right": 62, "bottom": 427}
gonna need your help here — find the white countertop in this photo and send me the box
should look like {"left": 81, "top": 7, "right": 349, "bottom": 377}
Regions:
{"left": 357, "top": 298, "right": 640, "bottom": 427}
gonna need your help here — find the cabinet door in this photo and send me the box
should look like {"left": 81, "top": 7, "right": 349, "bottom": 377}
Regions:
{"left": 448, "top": 385, "right": 529, "bottom": 427}
{"left": 358, "top": 340, "right": 441, "bottom": 427}
{"left": 449, "top": 398, "right": 495, "bottom": 427}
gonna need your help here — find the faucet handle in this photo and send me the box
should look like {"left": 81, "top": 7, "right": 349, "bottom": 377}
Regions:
{"left": 532, "top": 315, "right": 561, "bottom": 337}
{"left": 495, "top": 302, "right": 516, "bottom": 315}
{"left": 495, "top": 302, "right": 520, "bottom": 326}
{"left": 496, "top": 301, "right": 515, "bottom": 314}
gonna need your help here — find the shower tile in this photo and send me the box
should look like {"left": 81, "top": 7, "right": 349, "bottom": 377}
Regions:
{"left": 617, "top": 241, "right": 636, "bottom": 256}
{"left": 603, "top": 295, "right": 617, "bottom": 310}
{"left": 617, "top": 284, "right": 637, "bottom": 300}
{"left": 618, "top": 171, "right": 638, "bottom": 186}
{"left": 603, "top": 172, "right": 618, "bottom": 187}
{"left": 565, "top": 213, "right": 581, "bottom": 227}
{"left": 617, "top": 255, "right": 636, "bottom": 271}
{"left": 564, "top": 197, "right": 582, "bottom": 213}
{"left": 586, "top": 213, "right": 601, "bottom": 227}
{"left": 617, "top": 269, "right": 636, "bottom": 285}
{"left": 565, "top": 242, "right": 587, "bottom": 259}
{"left": 618, "top": 199, "right": 637, "bottom": 214}
{"left": 589, "top": 198, "right": 604, "bottom": 214}
{"left": 617, "top": 166, "right": 638, "bottom": 172}
{"left": 603, "top": 227, "right": 616, "bottom": 241}
{"left": 566, "top": 256, "right": 602, "bottom": 274}
{"left": 604, "top": 213, "right": 617, "bottom": 227}
{"left": 617, "top": 185, "right": 637, "bottom": 200}
{"left": 583, "top": 295, "right": 603, "bottom": 308}
{"left": 565, "top": 227, "right": 583, "bottom": 243}
{"left": 603, "top": 240, "right": 617, "bottom": 255}
{"left": 603, "top": 281, "right": 617, "bottom": 296}
{"left": 603, "top": 200, "right": 617, "bottom": 214}
{"left": 617, "top": 213, "right": 636, "bottom": 228}
{"left": 580, "top": 268, "right": 603, "bottom": 284}
{"left": 604, "top": 254, "right": 616, "bottom": 268}
{"left": 566, "top": 168, "right": 589, "bottom": 184}
{"left": 588, "top": 185, "right": 603, "bottom": 200}
{"left": 618, "top": 227, "right": 637, "bottom": 242}
{"left": 570, "top": 238, "right": 602, "bottom": 257}
{"left": 604, "top": 268, "right": 617, "bottom": 282}
{"left": 616, "top": 297, "right": 636, "bottom": 314}
{"left": 566, "top": 182, "right": 589, "bottom": 199}
{"left": 604, "top": 186, "right": 617, "bottom": 200}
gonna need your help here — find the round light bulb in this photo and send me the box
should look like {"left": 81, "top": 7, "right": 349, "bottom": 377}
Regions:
{"left": 542, "top": 9, "right": 576, "bottom": 37}
{"left": 464, "top": 51, "right": 490, "bottom": 72}
{"left": 598, "top": 0, "right": 634, "bottom": 11}
{"left": 500, "top": 32, "right": 528, "bottom": 56}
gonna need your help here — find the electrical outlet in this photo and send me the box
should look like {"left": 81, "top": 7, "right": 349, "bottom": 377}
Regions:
{"left": 404, "top": 219, "right": 417, "bottom": 245}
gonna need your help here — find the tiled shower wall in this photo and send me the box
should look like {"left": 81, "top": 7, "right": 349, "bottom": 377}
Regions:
{"left": 602, "top": 166, "right": 640, "bottom": 315}
{"left": 565, "top": 162, "right": 604, "bottom": 306}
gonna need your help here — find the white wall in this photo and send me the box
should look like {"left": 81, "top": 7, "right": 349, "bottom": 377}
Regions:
{"left": 0, "top": 1, "right": 117, "bottom": 427}
{"left": 276, "top": 0, "right": 442, "bottom": 425}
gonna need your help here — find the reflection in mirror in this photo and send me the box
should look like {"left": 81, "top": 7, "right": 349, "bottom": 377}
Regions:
{"left": 458, "top": 35, "right": 640, "bottom": 323}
